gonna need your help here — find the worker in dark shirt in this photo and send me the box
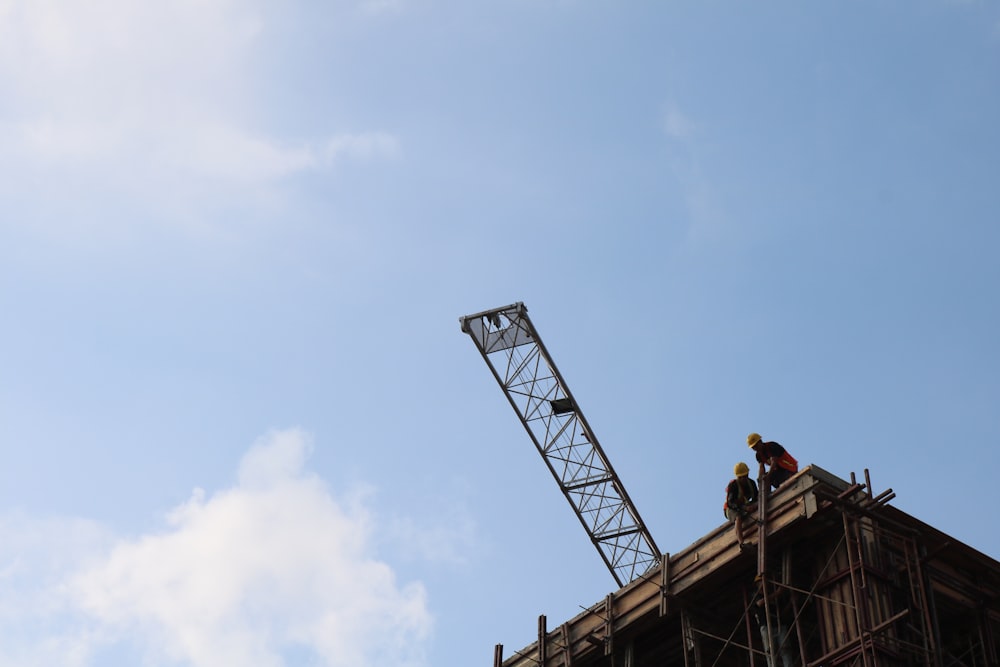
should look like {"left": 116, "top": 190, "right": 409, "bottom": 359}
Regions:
{"left": 747, "top": 433, "right": 798, "bottom": 490}
{"left": 724, "top": 461, "right": 758, "bottom": 550}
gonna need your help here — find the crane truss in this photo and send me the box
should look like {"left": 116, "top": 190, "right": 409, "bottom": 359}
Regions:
{"left": 460, "top": 302, "right": 660, "bottom": 587}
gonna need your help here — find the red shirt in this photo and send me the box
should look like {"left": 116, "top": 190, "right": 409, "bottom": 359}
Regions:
{"left": 755, "top": 441, "right": 798, "bottom": 472}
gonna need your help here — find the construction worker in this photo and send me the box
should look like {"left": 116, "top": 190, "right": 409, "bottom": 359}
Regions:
{"left": 747, "top": 433, "right": 798, "bottom": 491}
{"left": 724, "top": 462, "right": 758, "bottom": 550}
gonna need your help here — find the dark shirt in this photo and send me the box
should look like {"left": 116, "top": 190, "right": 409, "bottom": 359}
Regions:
{"left": 754, "top": 441, "right": 786, "bottom": 465}
{"left": 727, "top": 477, "right": 758, "bottom": 509}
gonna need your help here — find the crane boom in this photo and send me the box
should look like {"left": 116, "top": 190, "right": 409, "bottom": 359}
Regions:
{"left": 459, "top": 302, "right": 660, "bottom": 587}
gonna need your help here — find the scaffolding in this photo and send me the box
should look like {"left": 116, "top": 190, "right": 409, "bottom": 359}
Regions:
{"left": 493, "top": 465, "right": 1000, "bottom": 667}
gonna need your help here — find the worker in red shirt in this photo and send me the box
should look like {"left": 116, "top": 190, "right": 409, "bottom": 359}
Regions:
{"left": 747, "top": 433, "right": 798, "bottom": 491}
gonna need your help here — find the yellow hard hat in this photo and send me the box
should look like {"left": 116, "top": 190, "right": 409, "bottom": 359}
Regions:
{"left": 734, "top": 462, "right": 749, "bottom": 477}
{"left": 747, "top": 433, "right": 762, "bottom": 448}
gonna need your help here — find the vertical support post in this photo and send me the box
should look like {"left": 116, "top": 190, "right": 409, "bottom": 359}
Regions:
{"left": 493, "top": 643, "right": 504, "bottom": 667}
{"left": 621, "top": 641, "right": 635, "bottom": 667}
{"left": 910, "top": 536, "right": 937, "bottom": 664}
{"left": 538, "top": 615, "right": 547, "bottom": 666}
{"left": 604, "top": 594, "right": 615, "bottom": 657}
{"left": 742, "top": 585, "right": 757, "bottom": 667}
{"left": 842, "top": 511, "right": 873, "bottom": 667}
{"left": 854, "top": 519, "right": 868, "bottom": 592}
{"left": 759, "top": 574, "right": 777, "bottom": 667}
{"left": 560, "top": 623, "right": 573, "bottom": 667}
{"left": 982, "top": 608, "right": 997, "bottom": 667}
{"left": 778, "top": 548, "right": 800, "bottom": 667}
{"left": 790, "top": 590, "right": 808, "bottom": 667}
{"left": 757, "top": 464, "right": 768, "bottom": 579}
{"left": 681, "top": 610, "right": 702, "bottom": 667}
{"left": 925, "top": 559, "right": 946, "bottom": 667}
{"left": 659, "top": 552, "right": 672, "bottom": 616}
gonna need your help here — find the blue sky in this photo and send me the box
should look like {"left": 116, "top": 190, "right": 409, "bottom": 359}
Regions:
{"left": 2, "top": 1, "right": 999, "bottom": 666}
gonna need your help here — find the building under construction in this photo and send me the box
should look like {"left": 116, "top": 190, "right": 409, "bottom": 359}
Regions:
{"left": 459, "top": 303, "right": 1000, "bottom": 667}
{"left": 492, "top": 463, "right": 1000, "bottom": 666}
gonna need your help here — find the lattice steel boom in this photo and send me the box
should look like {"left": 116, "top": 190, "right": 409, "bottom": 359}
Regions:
{"left": 459, "top": 302, "right": 661, "bottom": 587}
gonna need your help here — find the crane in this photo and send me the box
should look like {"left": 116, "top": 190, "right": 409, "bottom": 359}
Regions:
{"left": 459, "top": 302, "right": 660, "bottom": 587}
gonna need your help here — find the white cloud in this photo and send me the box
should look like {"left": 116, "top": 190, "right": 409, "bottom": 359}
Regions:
{"left": 0, "top": 0, "right": 399, "bottom": 223}
{"left": 0, "top": 429, "right": 433, "bottom": 667}
{"left": 238, "top": 429, "right": 316, "bottom": 490}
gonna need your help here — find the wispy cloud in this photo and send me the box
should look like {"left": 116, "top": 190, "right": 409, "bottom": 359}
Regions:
{"left": 660, "top": 101, "right": 729, "bottom": 244}
{"left": 0, "top": 0, "right": 264, "bottom": 164}
{"left": 0, "top": 429, "right": 433, "bottom": 667}
{"left": 385, "top": 507, "right": 477, "bottom": 567}
{"left": 663, "top": 103, "right": 696, "bottom": 141}
{"left": 359, "top": 0, "right": 407, "bottom": 17}
{"left": 327, "top": 132, "right": 402, "bottom": 163}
